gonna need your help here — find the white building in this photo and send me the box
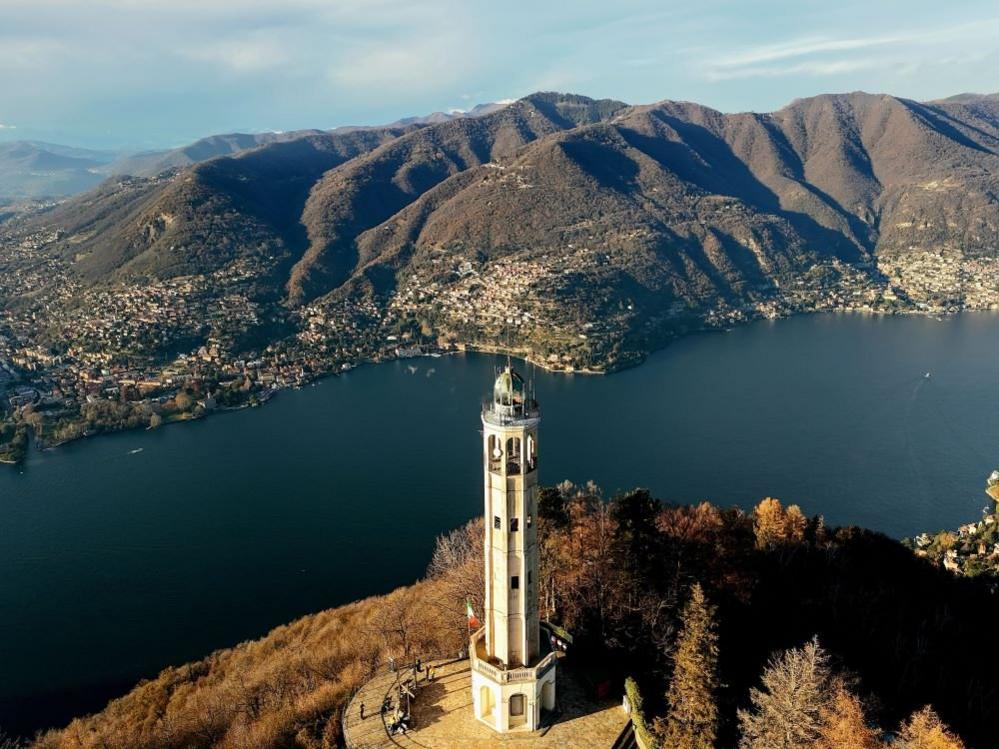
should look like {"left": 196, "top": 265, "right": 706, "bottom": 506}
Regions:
{"left": 470, "top": 364, "right": 557, "bottom": 732}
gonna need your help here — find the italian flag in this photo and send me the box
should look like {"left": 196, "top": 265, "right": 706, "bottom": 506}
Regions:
{"left": 466, "top": 598, "right": 481, "bottom": 629}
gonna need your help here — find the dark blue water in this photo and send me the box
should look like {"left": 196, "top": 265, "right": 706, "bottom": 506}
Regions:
{"left": 3, "top": 312, "right": 999, "bottom": 734}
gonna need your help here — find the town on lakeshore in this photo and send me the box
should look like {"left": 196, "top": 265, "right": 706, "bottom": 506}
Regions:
{"left": 4, "top": 209, "right": 999, "bottom": 464}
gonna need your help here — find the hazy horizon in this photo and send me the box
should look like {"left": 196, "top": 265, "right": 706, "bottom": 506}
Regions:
{"left": 2, "top": 0, "right": 999, "bottom": 150}
{"left": 4, "top": 87, "right": 999, "bottom": 155}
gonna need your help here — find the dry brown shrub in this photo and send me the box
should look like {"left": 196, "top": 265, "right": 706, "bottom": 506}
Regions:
{"left": 29, "top": 538, "right": 485, "bottom": 749}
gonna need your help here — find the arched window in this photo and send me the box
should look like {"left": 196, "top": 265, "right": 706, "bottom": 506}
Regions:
{"left": 505, "top": 436, "right": 522, "bottom": 475}
{"left": 488, "top": 434, "right": 503, "bottom": 473}
{"left": 526, "top": 433, "right": 537, "bottom": 473}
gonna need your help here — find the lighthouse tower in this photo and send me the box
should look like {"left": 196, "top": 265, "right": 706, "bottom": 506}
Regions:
{"left": 470, "top": 364, "right": 557, "bottom": 732}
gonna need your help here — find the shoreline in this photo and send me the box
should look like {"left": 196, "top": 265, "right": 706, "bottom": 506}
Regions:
{"left": 4, "top": 305, "right": 995, "bottom": 466}
{"left": 6, "top": 311, "right": 999, "bottom": 741}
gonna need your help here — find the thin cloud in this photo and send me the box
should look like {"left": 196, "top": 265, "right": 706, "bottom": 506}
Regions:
{"left": 703, "top": 17, "right": 999, "bottom": 81}
{"left": 0, "top": 123, "right": 16, "bottom": 130}
{"left": 714, "top": 35, "right": 904, "bottom": 69}
{"left": 181, "top": 38, "right": 290, "bottom": 74}
{"left": 328, "top": 32, "right": 473, "bottom": 91}
{"left": 0, "top": 37, "right": 65, "bottom": 71}
{"left": 707, "top": 58, "right": 886, "bottom": 82}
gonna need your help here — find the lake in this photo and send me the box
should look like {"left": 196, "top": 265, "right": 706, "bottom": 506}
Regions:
{"left": 3, "top": 311, "right": 999, "bottom": 736}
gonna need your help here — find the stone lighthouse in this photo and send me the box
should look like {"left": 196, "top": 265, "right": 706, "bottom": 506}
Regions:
{"left": 470, "top": 363, "right": 557, "bottom": 732}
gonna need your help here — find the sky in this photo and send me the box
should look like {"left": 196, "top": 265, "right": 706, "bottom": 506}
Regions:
{"left": 1, "top": 0, "right": 998, "bottom": 150}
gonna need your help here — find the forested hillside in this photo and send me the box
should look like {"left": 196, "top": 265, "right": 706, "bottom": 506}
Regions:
{"left": 16, "top": 484, "right": 993, "bottom": 749}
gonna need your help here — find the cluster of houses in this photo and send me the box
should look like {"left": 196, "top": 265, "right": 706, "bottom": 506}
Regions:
{"left": 384, "top": 247, "right": 635, "bottom": 371}
{"left": 879, "top": 250, "right": 999, "bottom": 312}
{"left": 911, "top": 503, "right": 999, "bottom": 577}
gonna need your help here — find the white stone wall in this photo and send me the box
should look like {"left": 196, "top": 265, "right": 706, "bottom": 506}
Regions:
{"left": 471, "top": 663, "right": 556, "bottom": 732}
{"left": 476, "top": 394, "right": 554, "bottom": 734}
{"left": 482, "top": 417, "right": 541, "bottom": 668}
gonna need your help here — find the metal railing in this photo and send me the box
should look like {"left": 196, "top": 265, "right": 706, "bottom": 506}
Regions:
{"left": 481, "top": 400, "right": 541, "bottom": 426}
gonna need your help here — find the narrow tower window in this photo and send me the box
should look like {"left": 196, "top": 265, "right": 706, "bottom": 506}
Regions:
{"left": 510, "top": 694, "right": 525, "bottom": 716}
{"left": 506, "top": 437, "right": 522, "bottom": 475}
{"left": 494, "top": 515, "right": 501, "bottom": 530}
{"left": 510, "top": 517, "right": 519, "bottom": 532}
{"left": 511, "top": 575, "right": 520, "bottom": 589}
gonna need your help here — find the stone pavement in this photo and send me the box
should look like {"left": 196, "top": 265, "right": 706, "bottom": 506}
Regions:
{"left": 343, "top": 657, "right": 627, "bottom": 749}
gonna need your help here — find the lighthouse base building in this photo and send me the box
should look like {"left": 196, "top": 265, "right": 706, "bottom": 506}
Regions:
{"left": 470, "top": 644, "right": 557, "bottom": 732}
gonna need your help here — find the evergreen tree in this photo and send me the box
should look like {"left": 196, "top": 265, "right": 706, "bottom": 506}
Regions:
{"left": 537, "top": 485, "right": 569, "bottom": 528}
{"left": 654, "top": 583, "right": 719, "bottom": 749}
{"left": 610, "top": 488, "right": 661, "bottom": 577}
{"left": 738, "top": 638, "right": 833, "bottom": 749}
{"left": 816, "top": 684, "right": 883, "bottom": 749}
{"left": 896, "top": 706, "right": 966, "bottom": 749}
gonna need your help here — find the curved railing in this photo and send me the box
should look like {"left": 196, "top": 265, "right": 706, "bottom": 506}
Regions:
{"left": 469, "top": 627, "right": 558, "bottom": 684}
{"left": 481, "top": 401, "right": 541, "bottom": 427}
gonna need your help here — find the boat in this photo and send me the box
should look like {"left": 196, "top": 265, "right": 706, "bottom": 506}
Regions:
{"left": 924, "top": 372, "right": 931, "bottom": 379}
{"left": 128, "top": 448, "right": 143, "bottom": 455}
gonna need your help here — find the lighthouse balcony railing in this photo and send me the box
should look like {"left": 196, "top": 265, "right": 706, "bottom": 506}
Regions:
{"left": 482, "top": 401, "right": 540, "bottom": 426}
{"left": 469, "top": 627, "right": 558, "bottom": 684}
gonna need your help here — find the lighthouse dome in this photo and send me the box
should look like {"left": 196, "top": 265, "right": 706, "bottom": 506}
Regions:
{"left": 493, "top": 366, "right": 525, "bottom": 407}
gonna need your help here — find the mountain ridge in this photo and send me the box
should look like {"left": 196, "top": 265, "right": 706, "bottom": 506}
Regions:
{"left": 0, "top": 142, "right": 118, "bottom": 199}
{"left": 0, "top": 99, "right": 513, "bottom": 198}
{"left": 7, "top": 89, "right": 999, "bottom": 372}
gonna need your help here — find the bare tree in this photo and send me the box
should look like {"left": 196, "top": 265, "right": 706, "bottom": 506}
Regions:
{"left": 738, "top": 638, "right": 834, "bottom": 749}
{"left": 425, "top": 518, "right": 484, "bottom": 645}
{"left": 896, "top": 706, "right": 966, "bottom": 749}
{"left": 427, "top": 518, "right": 483, "bottom": 583}
{"left": 0, "top": 729, "right": 22, "bottom": 749}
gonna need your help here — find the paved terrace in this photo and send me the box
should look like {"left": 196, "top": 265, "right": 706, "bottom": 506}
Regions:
{"left": 343, "top": 657, "right": 627, "bottom": 749}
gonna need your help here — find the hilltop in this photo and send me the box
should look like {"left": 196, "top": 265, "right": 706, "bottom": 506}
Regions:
{"left": 15, "top": 487, "right": 994, "bottom": 749}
